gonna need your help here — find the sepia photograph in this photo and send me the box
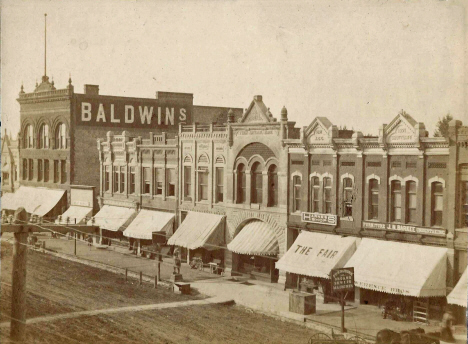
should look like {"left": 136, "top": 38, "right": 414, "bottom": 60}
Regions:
{"left": 1, "top": 0, "right": 467, "bottom": 343}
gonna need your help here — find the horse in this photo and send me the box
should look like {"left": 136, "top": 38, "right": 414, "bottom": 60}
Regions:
{"left": 377, "top": 328, "right": 440, "bottom": 344}
{"left": 376, "top": 329, "right": 401, "bottom": 344}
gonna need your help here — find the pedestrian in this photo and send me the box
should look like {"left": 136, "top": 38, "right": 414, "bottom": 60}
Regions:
{"left": 87, "top": 235, "right": 93, "bottom": 247}
{"left": 440, "top": 308, "right": 455, "bottom": 343}
{"left": 173, "top": 250, "right": 181, "bottom": 275}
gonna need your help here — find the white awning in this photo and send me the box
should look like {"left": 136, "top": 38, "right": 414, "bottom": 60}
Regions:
{"left": 167, "top": 211, "right": 224, "bottom": 250}
{"left": 276, "top": 231, "right": 357, "bottom": 279}
{"left": 1, "top": 186, "right": 66, "bottom": 217}
{"left": 56, "top": 206, "right": 93, "bottom": 225}
{"left": 344, "top": 238, "right": 447, "bottom": 297}
{"left": 227, "top": 220, "right": 279, "bottom": 256}
{"left": 123, "top": 209, "right": 174, "bottom": 240}
{"left": 89, "top": 205, "right": 136, "bottom": 232}
{"left": 447, "top": 268, "right": 467, "bottom": 307}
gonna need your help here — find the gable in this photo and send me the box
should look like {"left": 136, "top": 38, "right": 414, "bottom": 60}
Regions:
{"left": 385, "top": 113, "right": 417, "bottom": 144}
{"left": 304, "top": 117, "right": 334, "bottom": 144}
{"left": 240, "top": 96, "right": 273, "bottom": 124}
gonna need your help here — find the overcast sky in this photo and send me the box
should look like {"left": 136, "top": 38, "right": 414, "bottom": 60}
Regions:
{"left": 1, "top": 0, "right": 466, "bottom": 137}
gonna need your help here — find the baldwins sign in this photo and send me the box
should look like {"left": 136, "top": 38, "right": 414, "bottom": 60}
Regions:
{"left": 362, "top": 221, "right": 446, "bottom": 237}
{"left": 302, "top": 212, "right": 337, "bottom": 226}
{"left": 331, "top": 267, "right": 354, "bottom": 293}
{"left": 75, "top": 95, "right": 191, "bottom": 129}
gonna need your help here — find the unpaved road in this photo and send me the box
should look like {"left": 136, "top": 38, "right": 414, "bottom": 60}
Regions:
{"left": 0, "top": 241, "right": 317, "bottom": 343}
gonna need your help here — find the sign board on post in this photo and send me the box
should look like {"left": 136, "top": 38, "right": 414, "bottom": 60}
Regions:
{"left": 331, "top": 267, "right": 355, "bottom": 294}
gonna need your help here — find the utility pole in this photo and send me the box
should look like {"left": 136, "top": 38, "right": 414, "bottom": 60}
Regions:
{"left": 10, "top": 231, "right": 28, "bottom": 342}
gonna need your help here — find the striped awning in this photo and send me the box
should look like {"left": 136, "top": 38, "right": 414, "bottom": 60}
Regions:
{"left": 89, "top": 205, "right": 136, "bottom": 232}
{"left": 447, "top": 268, "right": 467, "bottom": 307}
{"left": 123, "top": 209, "right": 174, "bottom": 240}
{"left": 1, "top": 186, "right": 66, "bottom": 217}
{"left": 227, "top": 220, "right": 279, "bottom": 256}
{"left": 56, "top": 206, "right": 93, "bottom": 225}
{"left": 167, "top": 211, "right": 225, "bottom": 250}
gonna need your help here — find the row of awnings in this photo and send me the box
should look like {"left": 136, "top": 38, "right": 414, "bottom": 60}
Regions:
{"left": 2, "top": 186, "right": 66, "bottom": 217}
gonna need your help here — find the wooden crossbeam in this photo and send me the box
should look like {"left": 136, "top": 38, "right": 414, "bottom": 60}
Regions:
{"left": 1, "top": 224, "right": 100, "bottom": 235}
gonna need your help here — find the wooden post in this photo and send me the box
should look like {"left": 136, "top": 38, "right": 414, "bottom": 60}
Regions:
{"left": 139, "top": 271, "right": 142, "bottom": 285}
{"left": 340, "top": 293, "right": 347, "bottom": 333}
{"left": 10, "top": 231, "right": 28, "bottom": 342}
{"left": 74, "top": 233, "right": 77, "bottom": 255}
{"left": 125, "top": 268, "right": 128, "bottom": 282}
{"left": 154, "top": 275, "right": 157, "bottom": 288}
{"left": 157, "top": 262, "right": 161, "bottom": 281}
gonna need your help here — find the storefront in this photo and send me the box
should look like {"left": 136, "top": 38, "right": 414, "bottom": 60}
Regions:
{"left": 447, "top": 267, "right": 467, "bottom": 324}
{"left": 168, "top": 211, "right": 225, "bottom": 266}
{"left": 345, "top": 238, "right": 448, "bottom": 323}
{"left": 276, "top": 231, "right": 357, "bottom": 302}
{"left": 228, "top": 220, "right": 280, "bottom": 283}
{"left": 89, "top": 205, "right": 136, "bottom": 244}
{"left": 123, "top": 209, "right": 174, "bottom": 255}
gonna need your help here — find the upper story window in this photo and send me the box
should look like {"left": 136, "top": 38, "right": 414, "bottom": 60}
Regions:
{"left": 39, "top": 124, "right": 50, "bottom": 149}
{"left": 104, "top": 166, "right": 110, "bottom": 191}
{"left": 38, "top": 160, "right": 43, "bottom": 182}
{"left": 310, "top": 176, "right": 320, "bottom": 212}
{"left": 143, "top": 167, "right": 151, "bottom": 194}
{"left": 431, "top": 182, "right": 443, "bottom": 227}
{"left": 343, "top": 177, "right": 353, "bottom": 217}
{"left": 22, "top": 159, "right": 27, "bottom": 180}
{"left": 216, "top": 167, "right": 224, "bottom": 203}
{"left": 391, "top": 180, "right": 402, "bottom": 222}
{"left": 2, "top": 172, "right": 9, "bottom": 185}
{"left": 54, "top": 160, "right": 59, "bottom": 183}
{"left": 113, "top": 166, "right": 119, "bottom": 193}
{"left": 129, "top": 167, "right": 135, "bottom": 194}
{"left": 44, "top": 160, "right": 49, "bottom": 183}
{"left": 55, "top": 123, "right": 67, "bottom": 149}
{"left": 167, "top": 168, "right": 176, "bottom": 197}
{"left": 184, "top": 166, "right": 192, "bottom": 200}
{"left": 237, "top": 164, "right": 246, "bottom": 204}
{"left": 293, "top": 175, "right": 301, "bottom": 212}
{"left": 120, "top": 166, "right": 125, "bottom": 193}
{"left": 406, "top": 181, "right": 417, "bottom": 223}
{"left": 28, "top": 159, "right": 34, "bottom": 181}
{"left": 154, "top": 168, "right": 163, "bottom": 195}
{"left": 197, "top": 168, "right": 208, "bottom": 201}
{"left": 268, "top": 165, "right": 278, "bottom": 207}
{"left": 461, "top": 181, "right": 468, "bottom": 228}
{"left": 251, "top": 162, "right": 263, "bottom": 204}
{"left": 60, "top": 160, "right": 67, "bottom": 184}
{"left": 323, "top": 177, "right": 332, "bottom": 214}
{"left": 368, "top": 179, "right": 379, "bottom": 220}
{"left": 24, "top": 125, "right": 34, "bottom": 148}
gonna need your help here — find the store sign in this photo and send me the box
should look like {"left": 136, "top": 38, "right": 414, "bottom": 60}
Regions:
{"left": 301, "top": 212, "right": 337, "bottom": 226}
{"left": 362, "top": 221, "right": 446, "bottom": 237}
{"left": 75, "top": 95, "right": 192, "bottom": 129}
{"left": 331, "top": 267, "right": 354, "bottom": 293}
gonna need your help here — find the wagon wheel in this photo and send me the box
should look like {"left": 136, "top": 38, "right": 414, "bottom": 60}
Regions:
{"left": 308, "top": 332, "right": 332, "bottom": 344}
{"left": 350, "top": 336, "right": 367, "bottom": 344}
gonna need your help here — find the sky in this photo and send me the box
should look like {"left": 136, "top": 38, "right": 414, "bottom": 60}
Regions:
{"left": 1, "top": 0, "right": 466, "bottom": 137}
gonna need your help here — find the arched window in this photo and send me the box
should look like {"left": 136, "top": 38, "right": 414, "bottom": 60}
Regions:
{"left": 251, "top": 162, "right": 262, "bottom": 204}
{"left": 55, "top": 123, "right": 67, "bottom": 149}
{"left": 23, "top": 125, "right": 33, "bottom": 148}
{"left": 323, "top": 177, "right": 332, "bottom": 214}
{"left": 237, "top": 164, "right": 246, "bottom": 204}
{"left": 368, "top": 179, "right": 379, "bottom": 220}
{"left": 310, "top": 177, "right": 320, "bottom": 212}
{"left": 406, "top": 181, "right": 417, "bottom": 223}
{"left": 343, "top": 177, "right": 353, "bottom": 217}
{"left": 39, "top": 124, "right": 49, "bottom": 149}
{"left": 391, "top": 180, "right": 402, "bottom": 222}
{"left": 293, "top": 176, "right": 302, "bottom": 212}
{"left": 268, "top": 164, "right": 278, "bottom": 207}
{"left": 431, "top": 182, "right": 443, "bottom": 226}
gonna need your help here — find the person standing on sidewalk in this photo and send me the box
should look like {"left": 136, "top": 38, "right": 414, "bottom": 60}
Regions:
{"left": 173, "top": 250, "right": 181, "bottom": 274}
{"left": 440, "top": 309, "right": 455, "bottom": 343}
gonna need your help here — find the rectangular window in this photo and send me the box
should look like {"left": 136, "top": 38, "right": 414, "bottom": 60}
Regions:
{"left": 462, "top": 181, "right": 468, "bottom": 228}
{"left": 167, "top": 168, "right": 176, "bottom": 197}
{"left": 323, "top": 177, "right": 332, "bottom": 214}
{"left": 54, "top": 160, "right": 59, "bottom": 183}
{"left": 104, "top": 166, "right": 110, "bottom": 191}
{"left": 216, "top": 167, "right": 224, "bottom": 203}
{"left": 431, "top": 182, "right": 444, "bottom": 226}
{"left": 129, "top": 167, "right": 135, "bottom": 194}
{"left": 61, "top": 160, "right": 67, "bottom": 184}
{"left": 22, "top": 159, "right": 28, "bottom": 180}
{"left": 391, "top": 181, "right": 402, "bottom": 222}
{"left": 310, "top": 177, "right": 320, "bottom": 212}
{"left": 154, "top": 168, "right": 163, "bottom": 195}
{"left": 120, "top": 166, "right": 125, "bottom": 193}
{"left": 184, "top": 166, "right": 192, "bottom": 200}
{"left": 44, "top": 160, "right": 49, "bottom": 182}
{"left": 406, "top": 181, "right": 417, "bottom": 223}
{"left": 113, "top": 167, "right": 119, "bottom": 192}
{"left": 198, "top": 168, "right": 208, "bottom": 201}
{"left": 38, "top": 160, "right": 43, "bottom": 182}
{"left": 369, "top": 179, "right": 379, "bottom": 220}
{"left": 293, "top": 176, "right": 301, "bottom": 212}
{"left": 143, "top": 167, "right": 151, "bottom": 194}
{"left": 343, "top": 178, "right": 353, "bottom": 217}
{"left": 28, "top": 159, "right": 33, "bottom": 181}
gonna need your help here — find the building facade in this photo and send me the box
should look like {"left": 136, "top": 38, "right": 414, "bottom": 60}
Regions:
{"left": 1, "top": 132, "right": 20, "bottom": 193}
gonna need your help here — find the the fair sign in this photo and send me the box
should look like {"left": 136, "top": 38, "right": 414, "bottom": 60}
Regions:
{"left": 301, "top": 212, "right": 337, "bottom": 226}
{"left": 362, "top": 221, "right": 446, "bottom": 237}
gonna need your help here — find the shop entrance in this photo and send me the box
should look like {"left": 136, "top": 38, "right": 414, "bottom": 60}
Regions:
{"left": 237, "top": 254, "right": 279, "bottom": 283}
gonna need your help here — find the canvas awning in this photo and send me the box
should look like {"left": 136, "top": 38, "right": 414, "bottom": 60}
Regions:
{"left": 227, "top": 220, "right": 279, "bottom": 256}
{"left": 344, "top": 238, "right": 447, "bottom": 297}
{"left": 1, "top": 186, "right": 66, "bottom": 217}
{"left": 275, "top": 231, "right": 356, "bottom": 279}
{"left": 447, "top": 268, "right": 467, "bottom": 307}
{"left": 56, "top": 206, "right": 93, "bottom": 225}
{"left": 89, "top": 205, "right": 136, "bottom": 232}
{"left": 167, "top": 211, "right": 224, "bottom": 250}
{"left": 123, "top": 209, "right": 174, "bottom": 240}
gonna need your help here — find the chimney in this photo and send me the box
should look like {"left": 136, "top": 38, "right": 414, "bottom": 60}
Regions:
{"left": 253, "top": 95, "right": 262, "bottom": 102}
{"left": 84, "top": 84, "right": 99, "bottom": 95}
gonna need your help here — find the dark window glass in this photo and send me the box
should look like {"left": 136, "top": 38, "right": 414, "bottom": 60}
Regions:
{"left": 406, "top": 181, "right": 417, "bottom": 223}
{"left": 237, "top": 164, "right": 246, "bottom": 204}
{"left": 268, "top": 165, "right": 278, "bottom": 207}
{"left": 216, "top": 167, "right": 224, "bottom": 203}
{"left": 184, "top": 166, "right": 192, "bottom": 200}
{"left": 28, "top": 159, "right": 33, "bottom": 181}
{"left": 22, "top": 159, "right": 28, "bottom": 180}
{"left": 155, "top": 168, "right": 163, "bottom": 195}
{"left": 143, "top": 167, "right": 151, "bottom": 194}
{"left": 391, "top": 181, "right": 402, "bottom": 222}
{"left": 129, "top": 167, "right": 135, "bottom": 194}
{"left": 38, "top": 160, "right": 43, "bottom": 182}
{"left": 293, "top": 176, "right": 301, "bottom": 212}
{"left": 120, "top": 166, "right": 125, "bottom": 193}
{"left": 431, "top": 182, "right": 443, "bottom": 226}
{"left": 44, "top": 160, "right": 49, "bottom": 182}
{"left": 369, "top": 179, "right": 379, "bottom": 220}
{"left": 113, "top": 167, "right": 119, "bottom": 192}
{"left": 311, "top": 177, "right": 320, "bottom": 212}
{"left": 323, "top": 177, "right": 332, "bottom": 214}
{"left": 61, "top": 160, "right": 67, "bottom": 184}
{"left": 167, "top": 169, "right": 176, "bottom": 197}
{"left": 54, "top": 160, "right": 59, "bottom": 183}
{"left": 251, "top": 162, "right": 262, "bottom": 204}
{"left": 198, "top": 169, "right": 208, "bottom": 201}
{"left": 104, "top": 166, "right": 110, "bottom": 191}
{"left": 343, "top": 177, "right": 353, "bottom": 217}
